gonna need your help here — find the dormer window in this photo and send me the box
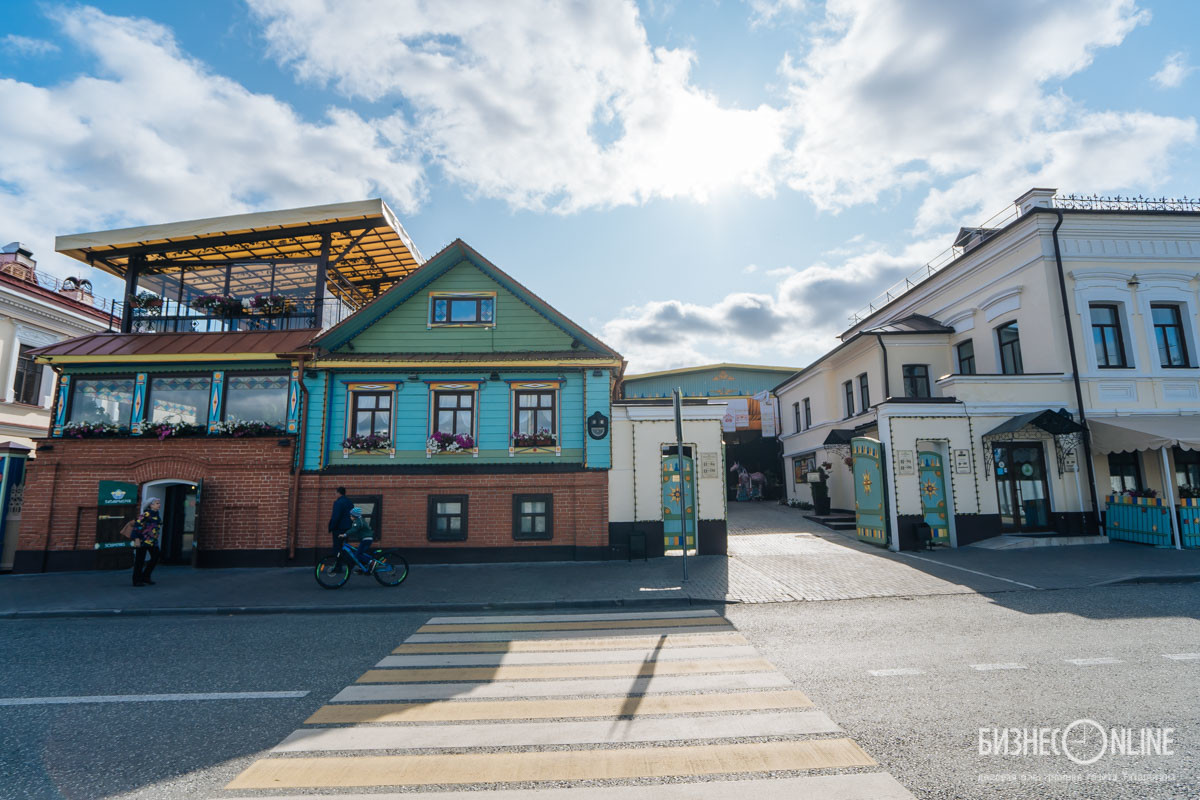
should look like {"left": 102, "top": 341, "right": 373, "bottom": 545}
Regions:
{"left": 429, "top": 292, "right": 496, "bottom": 327}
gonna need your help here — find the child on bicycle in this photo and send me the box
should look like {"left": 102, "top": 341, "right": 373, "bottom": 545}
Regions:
{"left": 341, "top": 507, "right": 375, "bottom": 572}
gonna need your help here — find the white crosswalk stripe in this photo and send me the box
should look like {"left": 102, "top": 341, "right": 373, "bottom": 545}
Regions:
{"left": 220, "top": 610, "right": 915, "bottom": 798}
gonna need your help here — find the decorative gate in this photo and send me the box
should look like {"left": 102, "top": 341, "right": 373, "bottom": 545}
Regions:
{"left": 917, "top": 450, "right": 951, "bottom": 544}
{"left": 852, "top": 437, "right": 889, "bottom": 546}
{"left": 661, "top": 453, "right": 696, "bottom": 551}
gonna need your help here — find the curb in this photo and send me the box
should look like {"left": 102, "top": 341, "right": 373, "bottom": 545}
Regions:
{"left": 0, "top": 596, "right": 734, "bottom": 620}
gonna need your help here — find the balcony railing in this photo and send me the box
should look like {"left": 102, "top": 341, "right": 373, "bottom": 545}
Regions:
{"left": 128, "top": 296, "right": 355, "bottom": 333}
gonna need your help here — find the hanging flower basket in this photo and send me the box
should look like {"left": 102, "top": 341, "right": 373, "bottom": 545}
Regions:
{"left": 249, "top": 293, "right": 298, "bottom": 316}
{"left": 427, "top": 431, "right": 475, "bottom": 453}
{"left": 131, "top": 291, "right": 163, "bottom": 315}
{"left": 190, "top": 294, "right": 243, "bottom": 316}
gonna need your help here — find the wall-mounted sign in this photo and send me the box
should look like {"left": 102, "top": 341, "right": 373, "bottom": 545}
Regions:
{"left": 699, "top": 452, "right": 719, "bottom": 479}
{"left": 98, "top": 480, "right": 138, "bottom": 506}
{"left": 721, "top": 412, "right": 736, "bottom": 432}
{"left": 587, "top": 411, "right": 610, "bottom": 440}
{"left": 1063, "top": 451, "right": 1078, "bottom": 472}
{"left": 895, "top": 450, "right": 916, "bottom": 475}
{"left": 953, "top": 449, "right": 973, "bottom": 474}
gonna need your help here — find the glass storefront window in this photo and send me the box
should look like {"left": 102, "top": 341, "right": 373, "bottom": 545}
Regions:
{"left": 149, "top": 375, "right": 212, "bottom": 425}
{"left": 68, "top": 378, "right": 135, "bottom": 426}
{"left": 224, "top": 374, "right": 289, "bottom": 426}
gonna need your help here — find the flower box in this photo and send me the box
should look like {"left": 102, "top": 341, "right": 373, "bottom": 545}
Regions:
{"left": 248, "top": 293, "right": 297, "bottom": 316}
{"left": 342, "top": 433, "right": 393, "bottom": 457}
{"left": 1106, "top": 493, "right": 1163, "bottom": 507}
{"left": 427, "top": 432, "right": 477, "bottom": 457}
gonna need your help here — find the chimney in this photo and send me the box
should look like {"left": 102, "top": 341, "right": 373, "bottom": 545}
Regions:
{"left": 1014, "top": 187, "right": 1057, "bottom": 215}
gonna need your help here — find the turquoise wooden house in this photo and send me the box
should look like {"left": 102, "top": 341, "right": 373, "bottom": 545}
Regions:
{"left": 297, "top": 239, "right": 625, "bottom": 561}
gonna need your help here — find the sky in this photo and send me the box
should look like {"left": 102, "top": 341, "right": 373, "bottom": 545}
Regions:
{"left": 2, "top": 0, "right": 1198, "bottom": 373}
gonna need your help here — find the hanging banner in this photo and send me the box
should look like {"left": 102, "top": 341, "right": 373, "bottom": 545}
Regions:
{"left": 728, "top": 398, "right": 750, "bottom": 429}
{"left": 754, "top": 391, "right": 778, "bottom": 438}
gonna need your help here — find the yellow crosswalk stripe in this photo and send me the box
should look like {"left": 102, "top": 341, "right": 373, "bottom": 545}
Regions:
{"left": 225, "top": 739, "right": 876, "bottom": 789}
{"left": 392, "top": 631, "right": 749, "bottom": 654}
{"left": 417, "top": 617, "right": 732, "bottom": 633}
{"left": 356, "top": 658, "right": 776, "bottom": 683}
{"left": 306, "top": 690, "right": 815, "bottom": 724}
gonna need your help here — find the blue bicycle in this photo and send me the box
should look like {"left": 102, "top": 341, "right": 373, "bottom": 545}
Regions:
{"left": 315, "top": 538, "right": 409, "bottom": 589}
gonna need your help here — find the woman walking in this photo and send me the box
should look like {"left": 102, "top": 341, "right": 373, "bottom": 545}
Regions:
{"left": 131, "top": 498, "right": 163, "bottom": 587}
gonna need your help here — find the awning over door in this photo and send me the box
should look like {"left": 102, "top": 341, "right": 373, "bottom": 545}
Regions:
{"left": 1088, "top": 415, "right": 1200, "bottom": 454}
{"left": 982, "top": 409, "right": 1085, "bottom": 438}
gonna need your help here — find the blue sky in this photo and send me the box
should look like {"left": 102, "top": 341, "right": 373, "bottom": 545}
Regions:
{"left": 2, "top": 0, "right": 1198, "bottom": 372}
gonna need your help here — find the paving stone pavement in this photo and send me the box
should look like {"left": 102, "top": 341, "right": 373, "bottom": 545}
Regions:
{"left": 721, "top": 503, "right": 1015, "bottom": 602}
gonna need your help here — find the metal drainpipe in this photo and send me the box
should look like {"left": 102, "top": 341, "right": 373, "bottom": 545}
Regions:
{"left": 1051, "top": 210, "right": 1101, "bottom": 533}
{"left": 287, "top": 355, "right": 309, "bottom": 560}
{"left": 874, "top": 334, "right": 891, "bottom": 399}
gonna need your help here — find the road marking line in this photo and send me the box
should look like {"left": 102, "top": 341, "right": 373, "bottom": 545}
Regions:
{"left": 1065, "top": 657, "right": 1123, "bottom": 666}
{"left": 331, "top": 672, "right": 792, "bottom": 702}
{"left": 1163, "top": 653, "right": 1200, "bottom": 660}
{"left": 417, "top": 617, "right": 732, "bottom": 633}
{"left": 356, "top": 658, "right": 776, "bottom": 683}
{"left": 225, "top": 739, "right": 877, "bottom": 789}
{"left": 377, "top": 645, "right": 760, "bottom": 667}
{"left": 423, "top": 610, "right": 721, "bottom": 625}
{"left": 276, "top": 710, "right": 841, "bottom": 751}
{"left": 0, "top": 691, "right": 308, "bottom": 706}
{"left": 392, "top": 632, "right": 748, "bottom": 653}
{"left": 306, "top": 690, "right": 815, "bottom": 724}
{"left": 221, "top": 771, "right": 917, "bottom": 799}
{"left": 404, "top": 625, "right": 733, "bottom": 643}
{"left": 898, "top": 553, "right": 1041, "bottom": 589}
{"left": 867, "top": 668, "right": 923, "bottom": 677}
{"left": 969, "top": 663, "right": 1027, "bottom": 671}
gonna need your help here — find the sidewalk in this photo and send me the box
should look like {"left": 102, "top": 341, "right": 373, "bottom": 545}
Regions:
{"left": 2, "top": 503, "right": 1197, "bottom": 618}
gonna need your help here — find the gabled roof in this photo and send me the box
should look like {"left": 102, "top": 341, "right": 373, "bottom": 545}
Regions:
{"left": 311, "top": 239, "right": 622, "bottom": 362}
{"left": 30, "top": 329, "right": 318, "bottom": 364}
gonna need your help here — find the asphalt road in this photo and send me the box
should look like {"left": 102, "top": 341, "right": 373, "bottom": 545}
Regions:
{"left": 2, "top": 584, "right": 1197, "bottom": 799}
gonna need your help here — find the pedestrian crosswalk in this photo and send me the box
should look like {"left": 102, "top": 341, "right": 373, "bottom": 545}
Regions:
{"left": 222, "top": 608, "right": 914, "bottom": 798}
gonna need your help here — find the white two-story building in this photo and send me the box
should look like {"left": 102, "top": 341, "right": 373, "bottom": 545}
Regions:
{"left": 777, "top": 189, "right": 1200, "bottom": 551}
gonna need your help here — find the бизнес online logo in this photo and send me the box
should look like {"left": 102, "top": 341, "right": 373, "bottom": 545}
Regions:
{"left": 979, "top": 720, "right": 1175, "bottom": 766}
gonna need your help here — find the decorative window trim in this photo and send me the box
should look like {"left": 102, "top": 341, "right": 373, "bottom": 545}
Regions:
{"left": 428, "top": 291, "right": 498, "bottom": 328}
{"left": 427, "top": 382, "right": 479, "bottom": 457}
{"left": 62, "top": 374, "right": 137, "bottom": 433}
{"left": 512, "top": 493, "right": 553, "bottom": 541}
{"left": 508, "top": 381, "right": 561, "bottom": 457}
{"left": 428, "top": 494, "right": 468, "bottom": 541}
{"left": 343, "top": 382, "right": 397, "bottom": 458}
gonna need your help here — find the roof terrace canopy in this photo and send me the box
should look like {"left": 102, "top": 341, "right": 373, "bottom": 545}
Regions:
{"left": 57, "top": 199, "right": 423, "bottom": 308}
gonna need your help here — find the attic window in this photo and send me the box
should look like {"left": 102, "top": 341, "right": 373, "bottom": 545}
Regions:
{"left": 429, "top": 292, "right": 496, "bottom": 327}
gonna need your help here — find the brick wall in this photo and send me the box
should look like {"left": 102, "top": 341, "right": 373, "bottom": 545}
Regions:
{"left": 17, "top": 436, "right": 294, "bottom": 570}
{"left": 296, "top": 471, "right": 609, "bottom": 553}
{"left": 15, "top": 434, "right": 610, "bottom": 570}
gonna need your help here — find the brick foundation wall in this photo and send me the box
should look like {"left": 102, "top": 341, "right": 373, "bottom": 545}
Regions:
{"left": 295, "top": 470, "right": 609, "bottom": 561}
{"left": 14, "top": 435, "right": 611, "bottom": 570}
{"left": 15, "top": 436, "right": 295, "bottom": 572}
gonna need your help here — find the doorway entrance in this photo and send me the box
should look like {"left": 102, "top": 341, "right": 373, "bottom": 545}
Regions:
{"left": 142, "top": 480, "right": 201, "bottom": 565}
{"left": 993, "top": 442, "right": 1051, "bottom": 530}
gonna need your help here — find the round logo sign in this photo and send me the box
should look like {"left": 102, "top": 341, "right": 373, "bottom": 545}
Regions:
{"left": 1020, "top": 463, "right": 1034, "bottom": 477}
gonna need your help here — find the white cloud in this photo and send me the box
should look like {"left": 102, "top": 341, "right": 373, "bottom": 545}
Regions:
{"left": 2, "top": 34, "right": 61, "bottom": 56}
{"left": 603, "top": 237, "right": 940, "bottom": 372}
{"left": 780, "top": 0, "right": 1195, "bottom": 228}
{"left": 747, "top": 0, "right": 807, "bottom": 28}
{"left": 0, "top": 6, "right": 424, "bottom": 281}
{"left": 1152, "top": 51, "right": 1194, "bottom": 89}
{"left": 248, "top": 0, "right": 785, "bottom": 213}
